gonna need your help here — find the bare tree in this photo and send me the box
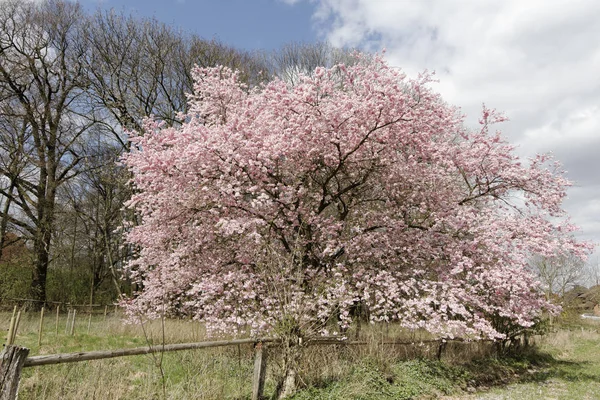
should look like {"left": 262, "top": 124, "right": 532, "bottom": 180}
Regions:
{"left": 74, "top": 143, "right": 129, "bottom": 299}
{"left": 0, "top": 0, "right": 96, "bottom": 308}
{"left": 530, "top": 252, "right": 586, "bottom": 300}
{"left": 44, "top": 140, "right": 129, "bottom": 304}
{"left": 264, "top": 41, "right": 362, "bottom": 85}
{"left": 0, "top": 1, "right": 294, "bottom": 307}
{"left": 78, "top": 11, "right": 269, "bottom": 298}
{"left": 85, "top": 10, "right": 267, "bottom": 141}
{"left": 585, "top": 257, "right": 600, "bottom": 287}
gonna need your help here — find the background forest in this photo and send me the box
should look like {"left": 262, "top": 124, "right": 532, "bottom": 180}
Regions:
{"left": 0, "top": 0, "right": 596, "bottom": 314}
{"left": 0, "top": 0, "right": 361, "bottom": 309}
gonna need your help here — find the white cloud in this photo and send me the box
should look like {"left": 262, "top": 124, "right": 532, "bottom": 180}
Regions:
{"left": 299, "top": 0, "right": 600, "bottom": 254}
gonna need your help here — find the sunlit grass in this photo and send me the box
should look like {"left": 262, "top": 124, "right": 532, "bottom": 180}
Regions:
{"left": 455, "top": 320, "right": 600, "bottom": 400}
{"left": 4, "top": 311, "right": 600, "bottom": 399}
{"left": 2, "top": 311, "right": 254, "bottom": 399}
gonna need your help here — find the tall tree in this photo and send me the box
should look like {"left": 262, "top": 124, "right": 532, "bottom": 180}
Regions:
{"left": 123, "top": 56, "right": 592, "bottom": 397}
{"left": 0, "top": 0, "right": 94, "bottom": 308}
{"left": 86, "top": 10, "right": 267, "bottom": 139}
{"left": 265, "top": 41, "right": 362, "bottom": 85}
{"left": 71, "top": 143, "right": 130, "bottom": 300}
{"left": 81, "top": 10, "right": 269, "bottom": 297}
{"left": 530, "top": 252, "right": 586, "bottom": 299}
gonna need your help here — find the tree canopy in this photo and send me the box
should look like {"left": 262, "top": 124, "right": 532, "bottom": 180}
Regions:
{"left": 124, "top": 55, "right": 591, "bottom": 341}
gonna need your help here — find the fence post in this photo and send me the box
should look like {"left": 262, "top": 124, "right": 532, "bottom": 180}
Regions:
{"left": 5, "top": 307, "right": 16, "bottom": 346}
{"left": 65, "top": 309, "right": 71, "bottom": 334}
{"left": 0, "top": 345, "right": 29, "bottom": 400}
{"left": 436, "top": 339, "right": 447, "bottom": 361}
{"left": 8, "top": 313, "right": 21, "bottom": 346}
{"left": 55, "top": 305, "right": 60, "bottom": 336}
{"left": 252, "top": 342, "right": 268, "bottom": 400}
{"left": 38, "top": 307, "right": 45, "bottom": 346}
{"left": 70, "top": 310, "right": 76, "bottom": 336}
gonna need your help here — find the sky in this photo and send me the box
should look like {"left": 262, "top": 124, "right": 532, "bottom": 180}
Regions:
{"left": 83, "top": 0, "right": 600, "bottom": 261}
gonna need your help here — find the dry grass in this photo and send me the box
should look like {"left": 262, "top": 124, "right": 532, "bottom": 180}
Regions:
{"left": 443, "top": 321, "right": 600, "bottom": 400}
{"left": 2, "top": 311, "right": 560, "bottom": 399}
{"left": 3, "top": 311, "right": 256, "bottom": 399}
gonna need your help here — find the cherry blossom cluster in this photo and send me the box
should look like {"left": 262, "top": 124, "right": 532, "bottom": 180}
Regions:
{"left": 123, "top": 54, "right": 592, "bottom": 340}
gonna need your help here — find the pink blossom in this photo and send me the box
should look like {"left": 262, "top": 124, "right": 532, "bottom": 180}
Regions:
{"left": 122, "top": 55, "right": 592, "bottom": 340}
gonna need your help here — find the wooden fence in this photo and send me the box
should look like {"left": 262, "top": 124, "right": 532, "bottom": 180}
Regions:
{"left": 0, "top": 336, "right": 495, "bottom": 400}
{"left": 1, "top": 298, "right": 115, "bottom": 311}
{"left": 4, "top": 305, "right": 121, "bottom": 349}
{"left": 1, "top": 338, "right": 276, "bottom": 400}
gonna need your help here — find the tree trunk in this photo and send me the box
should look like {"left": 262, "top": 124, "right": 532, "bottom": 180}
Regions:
{"left": 0, "top": 184, "right": 14, "bottom": 265}
{"left": 30, "top": 159, "right": 56, "bottom": 311}
{"left": 30, "top": 227, "right": 51, "bottom": 311}
{"left": 278, "top": 368, "right": 297, "bottom": 399}
{"left": 273, "top": 337, "right": 302, "bottom": 400}
{"left": 104, "top": 229, "right": 123, "bottom": 298}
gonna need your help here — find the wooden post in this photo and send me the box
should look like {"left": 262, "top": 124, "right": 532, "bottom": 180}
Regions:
{"left": 70, "top": 310, "right": 76, "bottom": 336}
{"left": 251, "top": 342, "right": 267, "bottom": 400}
{"left": 8, "top": 313, "right": 21, "bottom": 346}
{"left": 55, "top": 305, "right": 60, "bottom": 336}
{"left": 65, "top": 309, "right": 71, "bottom": 334}
{"left": 37, "top": 307, "right": 45, "bottom": 346}
{"left": 103, "top": 305, "right": 108, "bottom": 321}
{"left": 87, "top": 314, "right": 92, "bottom": 334}
{"left": 5, "top": 307, "right": 16, "bottom": 346}
{"left": 436, "top": 340, "right": 447, "bottom": 361}
{"left": 0, "top": 345, "right": 30, "bottom": 400}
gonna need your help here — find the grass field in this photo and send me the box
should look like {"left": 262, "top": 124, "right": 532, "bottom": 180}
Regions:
{"left": 447, "top": 327, "right": 600, "bottom": 400}
{"left": 2, "top": 310, "right": 600, "bottom": 399}
{"left": 3, "top": 311, "right": 259, "bottom": 399}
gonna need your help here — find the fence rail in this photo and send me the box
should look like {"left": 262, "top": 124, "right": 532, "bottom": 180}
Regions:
{"left": 24, "top": 337, "right": 274, "bottom": 367}
{"left": 0, "top": 335, "right": 496, "bottom": 400}
{"left": 2, "top": 298, "right": 116, "bottom": 310}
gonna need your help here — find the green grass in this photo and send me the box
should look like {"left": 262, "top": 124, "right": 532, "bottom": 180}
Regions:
{"left": 462, "top": 327, "right": 600, "bottom": 399}
{"left": 4, "top": 311, "right": 600, "bottom": 399}
{"left": 290, "top": 358, "right": 469, "bottom": 400}
{"left": 3, "top": 311, "right": 256, "bottom": 399}
{"left": 288, "top": 322, "right": 600, "bottom": 399}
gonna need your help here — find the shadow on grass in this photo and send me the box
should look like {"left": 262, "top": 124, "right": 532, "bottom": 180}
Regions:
{"left": 524, "top": 359, "right": 600, "bottom": 384}
{"left": 290, "top": 343, "right": 600, "bottom": 399}
{"left": 465, "top": 348, "right": 600, "bottom": 390}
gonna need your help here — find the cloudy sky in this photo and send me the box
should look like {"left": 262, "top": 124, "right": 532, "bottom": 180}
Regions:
{"left": 84, "top": 0, "right": 600, "bottom": 259}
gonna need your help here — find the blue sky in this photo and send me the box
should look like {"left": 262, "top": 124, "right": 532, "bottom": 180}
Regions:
{"left": 81, "top": 0, "right": 318, "bottom": 50}
{"left": 81, "top": 0, "right": 600, "bottom": 263}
